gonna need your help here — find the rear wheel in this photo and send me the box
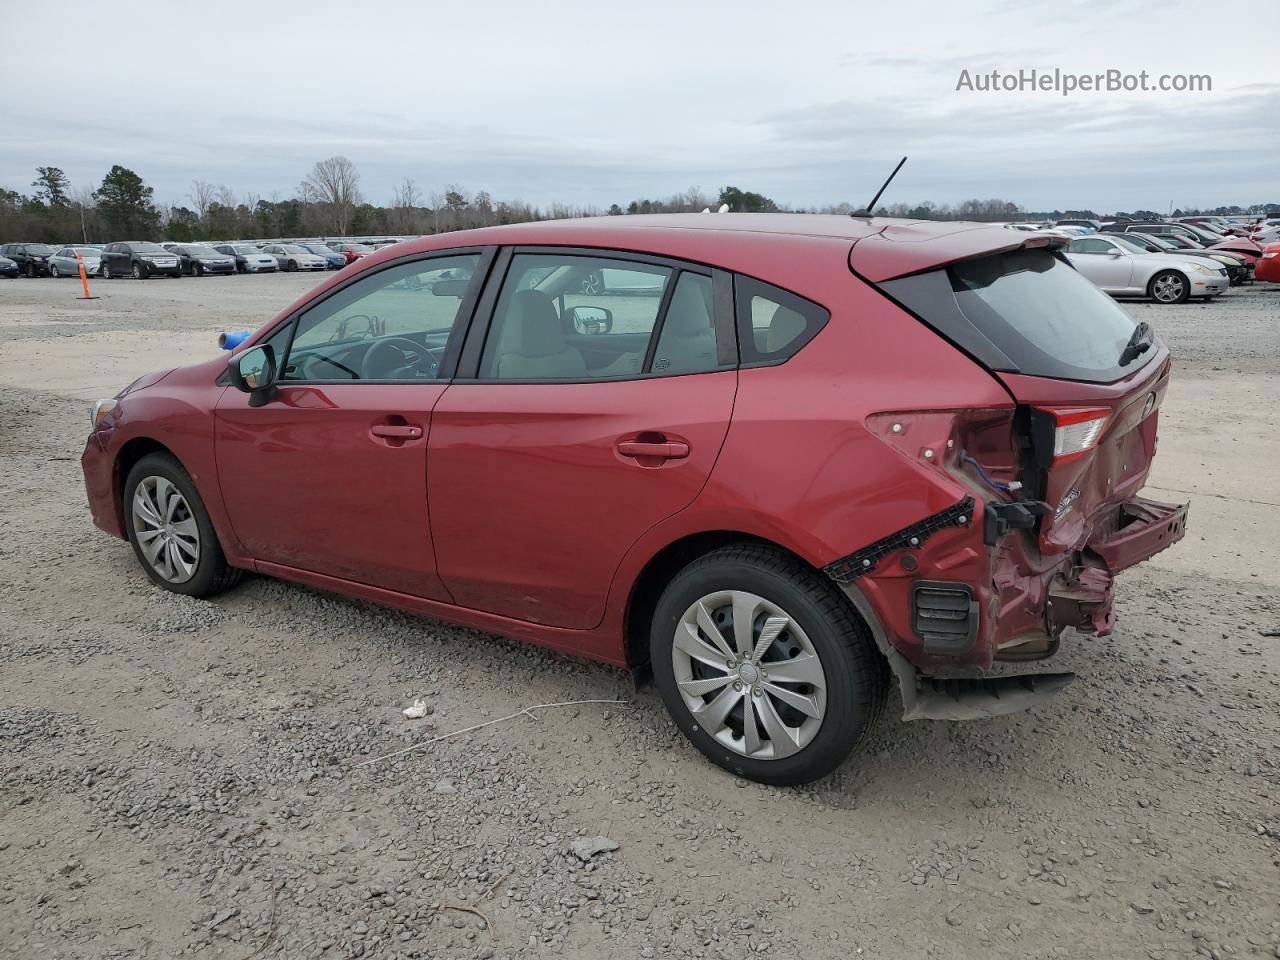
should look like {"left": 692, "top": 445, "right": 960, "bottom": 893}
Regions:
{"left": 650, "top": 544, "right": 887, "bottom": 785}
{"left": 1148, "top": 270, "right": 1189, "bottom": 304}
{"left": 123, "top": 453, "right": 244, "bottom": 598}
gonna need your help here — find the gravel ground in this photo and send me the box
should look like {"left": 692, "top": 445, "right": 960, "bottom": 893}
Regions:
{"left": 1, "top": 272, "right": 1278, "bottom": 959}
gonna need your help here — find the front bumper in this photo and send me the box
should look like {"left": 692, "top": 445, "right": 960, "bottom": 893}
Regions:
{"left": 81, "top": 432, "right": 125, "bottom": 539}
{"left": 1192, "top": 275, "right": 1229, "bottom": 296}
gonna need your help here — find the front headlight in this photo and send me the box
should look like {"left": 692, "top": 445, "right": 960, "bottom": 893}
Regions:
{"left": 1188, "top": 263, "right": 1214, "bottom": 276}
{"left": 91, "top": 399, "right": 117, "bottom": 430}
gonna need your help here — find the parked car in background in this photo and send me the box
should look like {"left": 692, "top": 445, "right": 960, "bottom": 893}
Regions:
{"left": 262, "top": 243, "right": 328, "bottom": 272}
{"left": 327, "top": 241, "right": 374, "bottom": 264}
{"left": 1065, "top": 234, "right": 1228, "bottom": 302}
{"left": 0, "top": 242, "right": 57, "bottom": 277}
{"left": 171, "top": 244, "right": 236, "bottom": 276}
{"left": 1256, "top": 243, "right": 1280, "bottom": 283}
{"left": 80, "top": 214, "right": 1187, "bottom": 785}
{"left": 99, "top": 241, "right": 182, "bottom": 279}
{"left": 1107, "top": 233, "right": 1253, "bottom": 285}
{"left": 213, "top": 243, "right": 280, "bottom": 273}
{"left": 1053, "top": 219, "right": 1102, "bottom": 231}
{"left": 295, "top": 242, "right": 347, "bottom": 269}
{"left": 0, "top": 254, "right": 18, "bottom": 278}
{"left": 48, "top": 246, "right": 103, "bottom": 277}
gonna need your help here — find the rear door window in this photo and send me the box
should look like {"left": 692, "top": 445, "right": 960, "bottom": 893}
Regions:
{"left": 879, "top": 248, "right": 1146, "bottom": 383}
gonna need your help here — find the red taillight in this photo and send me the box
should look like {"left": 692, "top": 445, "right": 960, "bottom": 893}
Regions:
{"left": 1036, "top": 406, "right": 1110, "bottom": 463}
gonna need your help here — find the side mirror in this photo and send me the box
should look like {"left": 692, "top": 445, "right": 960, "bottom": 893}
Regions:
{"left": 567, "top": 305, "right": 613, "bottom": 335}
{"left": 228, "top": 344, "right": 277, "bottom": 406}
{"left": 1108, "top": 250, "right": 1123, "bottom": 257}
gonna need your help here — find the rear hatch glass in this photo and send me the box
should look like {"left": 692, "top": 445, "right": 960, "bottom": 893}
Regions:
{"left": 876, "top": 246, "right": 1165, "bottom": 553}
{"left": 879, "top": 248, "right": 1149, "bottom": 385}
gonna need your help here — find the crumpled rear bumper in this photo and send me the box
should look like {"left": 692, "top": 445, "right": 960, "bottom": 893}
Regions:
{"left": 1046, "top": 497, "right": 1188, "bottom": 638}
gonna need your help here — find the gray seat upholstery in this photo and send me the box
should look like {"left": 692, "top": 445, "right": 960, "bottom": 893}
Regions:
{"left": 652, "top": 276, "right": 717, "bottom": 374}
{"left": 494, "top": 290, "right": 588, "bottom": 379}
{"left": 764, "top": 303, "right": 806, "bottom": 353}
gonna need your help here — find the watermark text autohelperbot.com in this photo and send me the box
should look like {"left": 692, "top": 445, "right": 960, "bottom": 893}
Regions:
{"left": 956, "top": 68, "right": 1211, "bottom": 96}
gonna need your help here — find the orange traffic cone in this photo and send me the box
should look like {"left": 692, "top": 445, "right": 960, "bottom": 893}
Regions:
{"left": 75, "top": 250, "right": 99, "bottom": 300}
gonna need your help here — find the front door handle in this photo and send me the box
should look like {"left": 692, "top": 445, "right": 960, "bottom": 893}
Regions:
{"left": 370, "top": 424, "right": 423, "bottom": 440}
{"left": 617, "top": 439, "right": 690, "bottom": 459}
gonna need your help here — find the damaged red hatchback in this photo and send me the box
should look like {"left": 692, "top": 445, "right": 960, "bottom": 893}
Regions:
{"left": 81, "top": 214, "right": 1187, "bottom": 784}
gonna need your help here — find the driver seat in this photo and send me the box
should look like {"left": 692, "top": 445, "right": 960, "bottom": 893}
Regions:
{"left": 494, "top": 290, "right": 588, "bottom": 379}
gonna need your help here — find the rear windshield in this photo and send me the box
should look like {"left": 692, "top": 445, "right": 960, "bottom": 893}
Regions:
{"left": 879, "top": 248, "right": 1147, "bottom": 384}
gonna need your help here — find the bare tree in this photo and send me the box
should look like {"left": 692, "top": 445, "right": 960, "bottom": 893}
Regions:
{"left": 189, "top": 180, "right": 216, "bottom": 226}
{"left": 304, "top": 156, "right": 362, "bottom": 234}
{"left": 391, "top": 177, "right": 421, "bottom": 233}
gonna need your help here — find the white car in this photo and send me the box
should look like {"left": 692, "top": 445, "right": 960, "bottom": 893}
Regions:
{"left": 47, "top": 246, "right": 103, "bottom": 277}
{"left": 1065, "top": 234, "right": 1228, "bottom": 303}
{"left": 213, "top": 243, "right": 280, "bottom": 273}
{"left": 262, "top": 243, "right": 328, "bottom": 272}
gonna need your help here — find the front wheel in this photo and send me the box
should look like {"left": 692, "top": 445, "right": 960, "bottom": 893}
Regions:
{"left": 50, "top": 264, "right": 60, "bottom": 277}
{"left": 102, "top": 262, "right": 112, "bottom": 280}
{"left": 650, "top": 545, "right": 887, "bottom": 785}
{"left": 286, "top": 259, "right": 298, "bottom": 272}
{"left": 1148, "top": 270, "right": 1189, "bottom": 304}
{"left": 131, "top": 262, "right": 145, "bottom": 280}
{"left": 123, "top": 453, "right": 244, "bottom": 597}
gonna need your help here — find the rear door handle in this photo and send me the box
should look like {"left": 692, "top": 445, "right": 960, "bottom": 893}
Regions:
{"left": 370, "top": 424, "right": 423, "bottom": 440}
{"left": 617, "top": 440, "right": 690, "bottom": 459}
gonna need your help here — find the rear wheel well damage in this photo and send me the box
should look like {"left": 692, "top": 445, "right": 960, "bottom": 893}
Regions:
{"left": 623, "top": 531, "right": 882, "bottom": 684}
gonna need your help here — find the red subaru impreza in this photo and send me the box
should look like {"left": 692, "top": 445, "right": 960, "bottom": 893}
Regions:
{"left": 81, "top": 215, "right": 1187, "bottom": 784}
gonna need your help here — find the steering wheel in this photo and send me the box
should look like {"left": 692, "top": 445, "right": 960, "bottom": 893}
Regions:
{"left": 362, "top": 337, "right": 430, "bottom": 379}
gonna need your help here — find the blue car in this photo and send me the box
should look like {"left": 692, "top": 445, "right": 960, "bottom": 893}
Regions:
{"left": 297, "top": 242, "right": 346, "bottom": 270}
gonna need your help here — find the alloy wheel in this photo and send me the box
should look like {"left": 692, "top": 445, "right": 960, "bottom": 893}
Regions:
{"left": 671, "top": 590, "right": 827, "bottom": 760}
{"left": 131, "top": 476, "right": 201, "bottom": 583}
{"left": 1152, "top": 273, "right": 1185, "bottom": 303}
{"left": 580, "top": 272, "right": 603, "bottom": 295}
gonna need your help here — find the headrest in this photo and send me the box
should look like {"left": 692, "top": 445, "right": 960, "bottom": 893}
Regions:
{"left": 766, "top": 304, "right": 806, "bottom": 353}
{"left": 506, "top": 290, "right": 564, "bottom": 357}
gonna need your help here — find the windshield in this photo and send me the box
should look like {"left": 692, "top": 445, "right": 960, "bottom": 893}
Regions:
{"left": 346, "top": 243, "right": 373, "bottom": 252}
{"left": 879, "top": 248, "right": 1147, "bottom": 384}
{"left": 1109, "top": 235, "right": 1152, "bottom": 254}
{"left": 279, "top": 244, "right": 307, "bottom": 254}
{"left": 185, "top": 246, "right": 219, "bottom": 257}
{"left": 232, "top": 245, "right": 260, "bottom": 254}
{"left": 131, "top": 242, "right": 167, "bottom": 253}
{"left": 27, "top": 244, "right": 56, "bottom": 255}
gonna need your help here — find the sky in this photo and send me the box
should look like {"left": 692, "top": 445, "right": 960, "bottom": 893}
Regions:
{"left": 2, "top": 0, "right": 1277, "bottom": 214}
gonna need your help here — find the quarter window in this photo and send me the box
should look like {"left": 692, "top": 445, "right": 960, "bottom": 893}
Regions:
{"left": 734, "top": 275, "right": 829, "bottom": 364}
{"left": 281, "top": 254, "right": 480, "bottom": 382}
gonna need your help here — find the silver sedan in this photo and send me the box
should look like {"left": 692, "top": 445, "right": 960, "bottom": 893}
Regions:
{"left": 1064, "top": 235, "right": 1228, "bottom": 303}
{"left": 48, "top": 246, "right": 103, "bottom": 277}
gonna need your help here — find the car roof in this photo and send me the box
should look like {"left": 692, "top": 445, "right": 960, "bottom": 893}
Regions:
{"left": 371, "top": 214, "right": 1067, "bottom": 284}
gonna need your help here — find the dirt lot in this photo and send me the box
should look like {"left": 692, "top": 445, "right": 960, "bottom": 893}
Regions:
{"left": 1, "top": 272, "right": 1277, "bottom": 960}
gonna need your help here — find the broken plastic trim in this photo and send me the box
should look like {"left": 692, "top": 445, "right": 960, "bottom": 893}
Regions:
{"left": 836, "top": 580, "right": 1075, "bottom": 721}
{"left": 823, "top": 496, "right": 976, "bottom": 583}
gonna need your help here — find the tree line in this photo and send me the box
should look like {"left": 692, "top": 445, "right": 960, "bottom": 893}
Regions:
{"left": 3, "top": 158, "right": 1276, "bottom": 244}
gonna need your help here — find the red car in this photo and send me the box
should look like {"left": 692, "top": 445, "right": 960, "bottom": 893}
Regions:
{"left": 327, "top": 241, "right": 375, "bottom": 265}
{"left": 80, "top": 215, "right": 1187, "bottom": 784}
{"left": 1255, "top": 243, "right": 1280, "bottom": 282}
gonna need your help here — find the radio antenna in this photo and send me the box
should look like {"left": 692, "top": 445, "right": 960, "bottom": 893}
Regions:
{"left": 850, "top": 156, "right": 908, "bottom": 218}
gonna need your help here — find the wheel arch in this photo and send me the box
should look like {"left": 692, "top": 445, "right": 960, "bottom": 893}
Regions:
{"left": 112, "top": 437, "right": 180, "bottom": 530}
{"left": 622, "top": 529, "right": 862, "bottom": 679}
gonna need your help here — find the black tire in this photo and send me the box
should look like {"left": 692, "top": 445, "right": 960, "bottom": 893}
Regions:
{"left": 1148, "top": 269, "right": 1189, "bottom": 304}
{"left": 132, "top": 261, "right": 146, "bottom": 280}
{"left": 123, "top": 453, "right": 245, "bottom": 598}
{"left": 580, "top": 270, "right": 604, "bottom": 295}
{"left": 286, "top": 259, "right": 298, "bottom": 272}
{"left": 25, "top": 262, "right": 36, "bottom": 278}
{"left": 102, "top": 262, "right": 112, "bottom": 280}
{"left": 50, "top": 264, "right": 60, "bottom": 277}
{"left": 650, "top": 544, "right": 888, "bottom": 785}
